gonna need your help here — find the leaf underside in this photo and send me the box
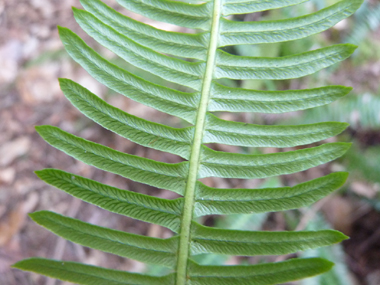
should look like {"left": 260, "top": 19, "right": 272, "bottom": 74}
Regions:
{"left": 13, "top": 0, "right": 362, "bottom": 284}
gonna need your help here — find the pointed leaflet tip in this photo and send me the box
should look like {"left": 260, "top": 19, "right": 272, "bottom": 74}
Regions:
{"left": 325, "top": 229, "right": 350, "bottom": 243}
{"left": 72, "top": 6, "right": 86, "bottom": 21}
{"left": 28, "top": 210, "right": 50, "bottom": 223}
{"left": 57, "top": 26, "right": 72, "bottom": 42}
{"left": 345, "top": 43, "right": 359, "bottom": 52}
{"left": 57, "top": 77, "right": 68, "bottom": 87}
{"left": 309, "top": 257, "right": 335, "bottom": 273}
{"left": 28, "top": 211, "right": 59, "bottom": 229}
{"left": 342, "top": 142, "right": 353, "bottom": 151}
{"left": 336, "top": 171, "right": 349, "bottom": 184}
{"left": 34, "top": 168, "right": 55, "bottom": 182}
{"left": 34, "top": 125, "right": 44, "bottom": 135}
{"left": 71, "top": 6, "right": 80, "bottom": 13}
{"left": 35, "top": 125, "right": 52, "bottom": 137}
{"left": 11, "top": 258, "right": 43, "bottom": 270}
{"left": 57, "top": 25, "right": 65, "bottom": 33}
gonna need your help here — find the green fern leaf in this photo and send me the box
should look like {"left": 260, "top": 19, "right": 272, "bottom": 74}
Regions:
{"left": 13, "top": 0, "right": 362, "bottom": 284}
{"left": 14, "top": 258, "right": 175, "bottom": 285}
{"left": 194, "top": 172, "right": 349, "bottom": 215}
{"left": 208, "top": 84, "right": 352, "bottom": 113}
{"left": 220, "top": 0, "right": 362, "bottom": 45}
{"left": 30, "top": 211, "right": 178, "bottom": 267}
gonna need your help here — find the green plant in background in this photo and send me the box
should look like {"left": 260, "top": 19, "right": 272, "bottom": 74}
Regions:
{"left": 13, "top": 0, "right": 363, "bottom": 284}
{"left": 344, "top": 145, "right": 380, "bottom": 213}
{"left": 279, "top": 0, "right": 380, "bottom": 214}
{"left": 300, "top": 214, "right": 353, "bottom": 285}
{"left": 289, "top": 92, "right": 380, "bottom": 129}
{"left": 288, "top": 0, "right": 380, "bottom": 130}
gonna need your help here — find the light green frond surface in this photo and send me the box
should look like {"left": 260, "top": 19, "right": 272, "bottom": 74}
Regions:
{"left": 219, "top": 0, "right": 362, "bottom": 45}
{"left": 194, "top": 172, "right": 349, "bottom": 216}
{"left": 13, "top": 0, "right": 362, "bottom": 284}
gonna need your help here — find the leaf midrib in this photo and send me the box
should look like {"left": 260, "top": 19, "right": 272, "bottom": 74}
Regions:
{"left": 175, "top": 0, "right": 221, "bottom": 284}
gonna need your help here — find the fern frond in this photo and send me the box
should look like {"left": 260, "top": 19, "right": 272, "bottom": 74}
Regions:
{"left": 60, "top": 79, "right": 193, "bottom": 158}
{"left": 190, "top": 223, "right": 347, "bottom": 256}
{"left": 215, "top": 45, "right": 356, "bottom": 80}
{"left": 73, "top": 7, "right": 205, "bottom": 89}
{"left": 194, "top": 172, "right": 348, "bottom": 215}
{"left": 204, "top": 114, "right": 348, "bottom": 147}
{"left": 187, "top": 258, "right": 334, "bottom": 285}
{"left": 222, "top": 0, "right": 309, "bottom": 16}
{"left": 35, "top": 169, "right": 183, "bottom": 231}
{"left": 15, "top": 258, "right": 174, "bottom": 285}
{"left": 14, "top": 0, "right": 362, "bottom": 284}
{"left": 81, "top": 0, "right": 208, "bottom": 59}
{"left": 220, "top": 0, "right": 362, "bottom": 45}
{"left": 30, "top": 211, "right": 179, "bottom": 267}
{"left": 199, "top": 143, "right": 350, "bottom": 179}
{"left": 59, "top": 27, "right": 199, "bottom": 122}
{"left": 209, "top": 84, "right": 352, "bottom": 113}
{"left": 295, "top": 93, "right": 380, "bottom": 130}
{"left": 301, "top": 214, "right": 353, "bottom": 285}
{"left": 344, "top": 1, "right": 380, "bottom": 44}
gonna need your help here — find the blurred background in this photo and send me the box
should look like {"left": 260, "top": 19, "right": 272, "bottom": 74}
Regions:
{"left": 0, "top": 0, "right": 379, "bottom": 284}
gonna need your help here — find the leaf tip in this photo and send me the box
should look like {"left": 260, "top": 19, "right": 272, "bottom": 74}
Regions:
{"left": 35, "top": 125, "right": 49, "bottom": 135}
{"left": 58, "top": 77, "right": 71, "bottom": 89}
{"left": 34, "top": 169, "right": 49, "bottom": 181}
{"left": 11, "top": 258, "right": 34, "bottom": 270}
{"left": 57, "top": 77, "right": 65, "bottom": 86}
{"left": 341, "top": 233, "right": 350, "bottom": 241}
{"left": 34, "top": 125, "right": 44, "bottom": 134}
{"left": 57, "top": 26, "right": 73, "bottom": 41}
{"left": 11, "top": 261, "right": 22, "bottom": 269}
{"left": 344, "top": 142, "right": 353, "bottom": 149}
{"left": 57, "top": 25, "right": 66, "bottom": 33}
{"left": 72, "top": 6, "right": 85, "bottom": 19}
{"left": 29, "top": 210, "right": 51, "bottom": 225}
{"left": 338, "top": 142, "right": 352, "bottom": 152}
{"left": 338, "top": 171, "right": 350, "bottom": 182}
{"left": 308, "top": 257, "right": 335, "bottom": 272}
{"left": 321, "top": 258, "right": 335, "bottom": 270}
{"left": 329, "top": 229, "right": 350, "bottom": 243}
{"left": 345, "top": 43, "right": 359, "bottom": 53}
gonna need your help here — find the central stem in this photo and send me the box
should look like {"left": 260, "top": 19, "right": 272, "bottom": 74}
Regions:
{"left": 175, "top": 0, "right": 221, "bottom": 284}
